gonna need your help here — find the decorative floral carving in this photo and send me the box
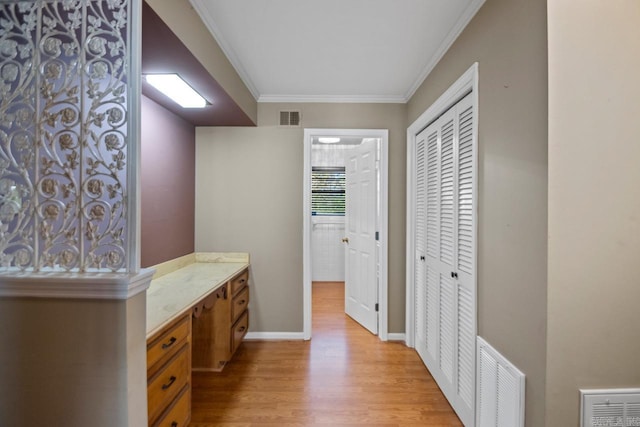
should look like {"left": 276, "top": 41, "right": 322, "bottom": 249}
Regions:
{"left": 60, "top": 107, "right": 77, "bottom": 124}
{"left": 43, "top": 204, "right": 59, "bottom": 219}
{"left": 14, "top": 249, "right": 30, "bottom": 267}
{"left": 41, "top": 178, "right": 57, "bottom": 196}
{"left": 89, "top": 204, "right": 105, "bottom": 221}
{"left": 0, "top": 0, "right": 132, "bottom": 272}
{"left": 42, "top": 37, "right": 61, "bottom": 56}
{"left": 59, "top": 133, "right": 74, "bottom": 149}
{"left": 2, "top": 63, "right": 18, "bottom": 82}
{"left": 44, "top": 62, "right": 61, "bottom": 79}
{"left": 107, "top": 107, "right": 123, "bottom": 125}
{"left": 59, "top": 249, "right": 75, "bottom": 268}
{"left": 104, "top": 133, "right": 120, "bottom": 151}
{"left": 86, "top": 179, "right": 104, "bottom": 197}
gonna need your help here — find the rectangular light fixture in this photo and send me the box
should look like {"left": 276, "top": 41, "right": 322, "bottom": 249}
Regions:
{"left": 144, "top": 74, "right": 207, "bottom": 108}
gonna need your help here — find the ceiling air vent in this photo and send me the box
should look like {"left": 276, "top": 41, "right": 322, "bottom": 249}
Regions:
{"left": 581, "top": 389, "right": 640, "bottom": 427}
{"left": 279, "top": 110, "right": 301, "bottom": 127}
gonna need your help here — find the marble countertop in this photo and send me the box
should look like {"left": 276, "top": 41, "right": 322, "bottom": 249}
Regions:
{"left": 146, "top": 253, "right": 249, "bottom": 339}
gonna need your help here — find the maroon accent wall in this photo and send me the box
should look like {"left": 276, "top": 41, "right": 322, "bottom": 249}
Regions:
{"left": 141, "top": 95, "right": 195, "bottom": 267}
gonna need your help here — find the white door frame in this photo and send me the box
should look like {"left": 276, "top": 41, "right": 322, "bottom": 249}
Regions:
{"left": 303, "top": 128, "right": 389, "bottom": 341}
{"left": 405, "top": 63, "right": 478, "bottom": 348}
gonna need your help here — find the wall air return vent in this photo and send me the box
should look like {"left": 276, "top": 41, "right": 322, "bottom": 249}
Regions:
{"left": 581, "top": 389, "right": 640, "bottom": 427}
{"left": 477, "top": 337, "right": 526, "bottom": 427}
{"left": 280, "top": 110, "right": 301, "bottom": 127}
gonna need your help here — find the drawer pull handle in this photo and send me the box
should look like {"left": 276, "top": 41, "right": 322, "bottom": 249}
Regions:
{"left": 238, "top": 326, "right": 246, "bottom": 332}
{"left": 161, "top": 337, "right": 177, "bottom": 349}
{"left": 171, "top": 422, "right": 178, "bottom": 427}
{"left": 238, "top": 299, "right": 246, "bottom": 305}
{"left": 162, "top": 376, "right": 177, "bottom": 390}
{"left": 239, "top": 278, "right": 246, "bottom": 284}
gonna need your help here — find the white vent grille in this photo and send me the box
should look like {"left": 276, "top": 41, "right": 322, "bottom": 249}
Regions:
{"left": 581, "top": 389, "right": 640, "bottom": 427}
{"left": 279, "top": 110, "right": 301, "bottom": 126}
{"left": 477, "top": 337, "right": 526, "bottom": 427}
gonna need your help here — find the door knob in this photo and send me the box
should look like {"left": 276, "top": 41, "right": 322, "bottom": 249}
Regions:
{"left": 342, "top": 237, "right": 349, "bottom": 243}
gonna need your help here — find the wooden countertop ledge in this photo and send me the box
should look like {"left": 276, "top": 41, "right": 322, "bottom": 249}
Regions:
{"left": 146, "top": 252, "right": 250, "bottom": 339}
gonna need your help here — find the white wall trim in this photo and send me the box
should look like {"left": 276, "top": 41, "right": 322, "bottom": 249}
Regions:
{"left": 387, "top": 333, "right": 406, "bottom": 342}
{"left": 244, "top": 332, "right": 306, "bottom": 341}
{"left": 0, "top": 268, "right": 154, "bottom": 300}
{"left": 304, "top": 128, "right": 389, "bottom": 342}
{"left": 259, "top": 94, "right": 407, "bottom": 104}
{"left": 403, "top": 0, "right": 486, "bottom": 101}
{"left": 405, "top": 62, "right": 479, "bottom": 348}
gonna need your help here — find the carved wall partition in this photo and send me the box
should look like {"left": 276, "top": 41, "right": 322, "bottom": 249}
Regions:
{"left": 0, "top": 0, "right": 138, "bottom": 273}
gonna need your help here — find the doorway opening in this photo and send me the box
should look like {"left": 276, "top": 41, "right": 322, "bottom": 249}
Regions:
{"left": 303, "top": 129, "right": 389, "bottom": 341}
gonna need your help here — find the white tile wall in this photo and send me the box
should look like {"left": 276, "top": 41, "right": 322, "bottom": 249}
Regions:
{"left": 311, "top": 144, "right": 348, "bottom": 281}
{"left": 311, "top": 217, "right": 345, "bottom": 281}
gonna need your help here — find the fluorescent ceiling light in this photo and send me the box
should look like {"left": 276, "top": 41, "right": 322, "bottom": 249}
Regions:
{"left": 318, "top": 137, "right": 341, "bottom": 144}
{"left": 145, "top": 74, "right": 207, "bottom": 108}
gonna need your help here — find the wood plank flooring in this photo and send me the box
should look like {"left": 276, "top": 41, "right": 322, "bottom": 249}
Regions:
{"left": 190, "top": 281, "right": 462, "bottom": 426}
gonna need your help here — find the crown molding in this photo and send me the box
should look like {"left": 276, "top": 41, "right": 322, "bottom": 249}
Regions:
{"left": 0, "top": 268, "right": 155, "bottom": 300}
{"left": 258, "top": 94, "right": 407, "bottom": 104}
{"left": 404, "top": 0, "right": 486, "bottom": 101}
{"left": 189, "top": 0, "right": 260, "bottom": 101}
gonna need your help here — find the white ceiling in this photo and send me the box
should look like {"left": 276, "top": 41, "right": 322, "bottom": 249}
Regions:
{"left": 190, "top": 0, "right": 484, "bottom": 103}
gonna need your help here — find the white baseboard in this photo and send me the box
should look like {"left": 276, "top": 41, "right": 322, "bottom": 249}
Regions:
{"left": 244, "top": 332, "right": 306, "bottom": 341}
{"left": 387, "top": 333, "right": 406, "bottom": 342}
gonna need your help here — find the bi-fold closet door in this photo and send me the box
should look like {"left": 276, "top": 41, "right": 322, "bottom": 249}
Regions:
{"left": 414, "top": 92, "right": 476, "bottom": 426}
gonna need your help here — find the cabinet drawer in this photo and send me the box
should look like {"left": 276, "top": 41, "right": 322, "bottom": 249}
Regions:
{"left": 231, "top": 286, "right": 249, "bottom": 323}
{"left": 147, "top": 315, "right": 190, "bottom": 371}
{"left": 230, "top": 269, "right": 249, "bottom": 296}
{"left": 148, "top": 345, "right": 190, "bottom": 422}
{"left": 152, "top": 385, "right": 190, "bottom": 427}
{"left": 231, "top": 310, "right": 249, "bottom": 356}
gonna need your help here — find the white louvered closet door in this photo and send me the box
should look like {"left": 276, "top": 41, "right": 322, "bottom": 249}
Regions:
{"left": 414, "top": 93, "right": 476, "bottom": 426}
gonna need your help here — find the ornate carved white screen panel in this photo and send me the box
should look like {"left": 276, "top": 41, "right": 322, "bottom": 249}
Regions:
{"left": 0, "top": 0, "right": 137, "bottom": 272}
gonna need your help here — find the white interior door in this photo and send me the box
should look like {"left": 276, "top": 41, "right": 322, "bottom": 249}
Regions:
{"left": 344, "top": 140, "right": 378, "bottom": 334}
{"left": 414, "top": 93, "right": 476, "bottom": 426}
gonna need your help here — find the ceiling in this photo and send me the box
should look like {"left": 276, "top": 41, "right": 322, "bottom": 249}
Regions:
{"left": 190, "top": 0, "right": 484, "bottom": 103}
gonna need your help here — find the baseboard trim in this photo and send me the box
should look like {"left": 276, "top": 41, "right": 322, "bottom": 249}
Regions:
{"left": 387, "top": 333, "right": 406, "bottom": 342}
{"left": 244, "top": 332, "right": 306, "bottom": 341}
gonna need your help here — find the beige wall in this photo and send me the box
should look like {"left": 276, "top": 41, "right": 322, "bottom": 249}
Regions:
{"left": 147, "top": 0, "right": 257, "bottom": 123}
{"left": 195, "top": 103, "right": 407, "bottom": 333}
{"left": 547, "top": 1, "right": 640, "bottom": 425}
{"left": 408, "top": 0, "right": 548, "bottom": 425}
{"left": 0, "top": 292, "right": 148, "bottom": 426}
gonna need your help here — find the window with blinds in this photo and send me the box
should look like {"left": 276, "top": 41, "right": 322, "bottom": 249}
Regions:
{"left": 311, "top": 167, "right": 345, "bottom": 216}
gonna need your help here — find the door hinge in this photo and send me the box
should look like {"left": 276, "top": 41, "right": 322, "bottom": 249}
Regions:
{"left": 375, "top": 231, "right": 379, "bottom": 241}
{"left": 375, "top": 303, "right": 379, "bottom": 312}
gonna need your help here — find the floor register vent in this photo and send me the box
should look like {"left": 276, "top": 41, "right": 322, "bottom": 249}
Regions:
{"left": 581, "top": 389, "right": 640, "bottom": 427}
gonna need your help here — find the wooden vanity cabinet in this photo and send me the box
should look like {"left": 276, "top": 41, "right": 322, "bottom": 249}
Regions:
{"left": 147, "top": 314, "right": 191, "bottom": 427}
{"left": 192, "top": 268, "right": 250, "bottom": 372}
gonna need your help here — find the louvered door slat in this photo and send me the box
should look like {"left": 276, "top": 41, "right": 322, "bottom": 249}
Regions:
{"left": 426, "top": 131, "right": 439, "bottom": 259}
{"left": 457, "top": 103, "right": 474, "bottom": 275}
{"left": 415, "top": 135, "right": 427, "bottom": 356}
{"left": 458, "top": 284, "right": 474, "bottom": 408}
{"left": 439, "top": 273, "right": 454, "bottom": 383}
{"left": 440, "top": 119, "right": 455, "bottom": 266}
{"left": 426, "top": 265, "right": 439, "bottom": 361}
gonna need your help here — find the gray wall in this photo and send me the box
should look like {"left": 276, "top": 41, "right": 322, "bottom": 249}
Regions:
{"left": 407, "top": 0, "right": 548, "bottom": 425}
{"left": 195, "top": 103, "right": 407, "bottom": 333}
{"left": 546, "top": 1, "right": 640, "bottom": 425}
{"left": 141, "top": 95, "right": 195, "bottom": 267}
{"left": 0, "top": 293, "right": 147, "bottom": 426}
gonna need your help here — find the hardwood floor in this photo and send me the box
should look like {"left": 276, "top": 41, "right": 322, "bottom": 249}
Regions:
{"left": 190, "top": 281, "right": 462, "bottom": 426}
